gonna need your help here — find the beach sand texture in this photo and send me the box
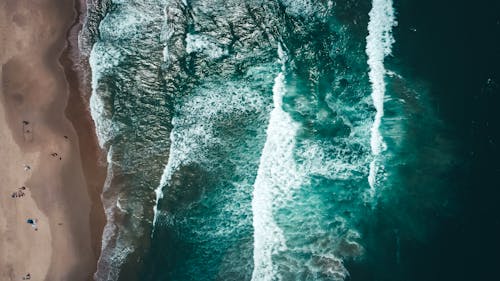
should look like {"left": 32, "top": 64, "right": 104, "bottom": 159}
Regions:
{"left": 1, "top": 0, "right": 103, "bottom": 280}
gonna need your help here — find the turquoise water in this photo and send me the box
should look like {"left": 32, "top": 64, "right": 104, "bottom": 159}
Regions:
{"left": 82, "top": 0, "right": 484, "bottom": 280}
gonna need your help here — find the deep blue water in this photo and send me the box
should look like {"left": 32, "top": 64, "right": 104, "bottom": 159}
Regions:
{"left": 83, "top": 0, "right": 500, "bottom": 280}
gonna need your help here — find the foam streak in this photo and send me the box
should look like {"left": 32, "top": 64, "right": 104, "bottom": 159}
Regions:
{"left": 366, "top": 0, "right": 396, "bottom": 190}
{"left": 251, "top": 69, "right": 301, "bottom": 280}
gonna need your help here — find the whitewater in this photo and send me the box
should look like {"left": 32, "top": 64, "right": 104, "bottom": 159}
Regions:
{"left": 366, "top": 0, "right": 397, "bottom": 192}
{"left": 251, "top": 56, "right": 301, "bottom": 280}
{"left": 84, "top": 0, "right": 406, "bottom": 280}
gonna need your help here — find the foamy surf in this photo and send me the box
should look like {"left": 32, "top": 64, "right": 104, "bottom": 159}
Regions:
{"left": 152, "top": 79, "right": 268, "bottom": 229}
{"left": 89, "top": 42, "right": 119, "bottom": 148}
{"left": 152, "top": 126, "right": 178, "bottom": 228}
{"left": 152, "top": 148, "right": 170, "bottom": 228}
{"left": 366, "top": 0, "right": 397, "bottom": 191}
{"left": 251, "top": 45, "right": 303, "bottom": 280}
{"left": 94, "top": 147, "right": 134, "bottom": 281}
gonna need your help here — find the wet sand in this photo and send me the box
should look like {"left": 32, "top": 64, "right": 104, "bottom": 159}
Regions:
{"left": 0, "top": 0, "right": 105, "bottom": 280}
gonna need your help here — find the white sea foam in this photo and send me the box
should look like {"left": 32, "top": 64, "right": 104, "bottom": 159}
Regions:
{"left": 185, "top": 33, "right": 228, "bottom": 59}
{"left": 99, "top": 148, "right": 115, "bottom": 251}
{"left": 89, "top": 42, "right": 122, "bottom": 147}
{"left": 251, "top": 60, "right": 303, "bottom": 279}
{"left": 88, "top": 10, "right": 129, "bottom": 280}
{"left": 366, "top": 0, "right": 396, "bottom": 191}
{"left": 152, "top": 79, "right": 268, "bottom": 228}
{"left": 280, "top": 0, "right": 323, "bottom": 18}
{"left": 161, "top": 6, "right": 174, "bottom": 63}
{"left": 89, "top": 1, "right": 173, "bottom": 279}
{"left": 152, "top": 129, "right": 175, "bottom": 227}
{"left": 296, "top": 139, "right": 367, "bottom": 182}
{"left": 94, "top": 147, "right": 134, "bottom": 281}
{"left": 100, "top": 7, "right": 146, "bottom": 39}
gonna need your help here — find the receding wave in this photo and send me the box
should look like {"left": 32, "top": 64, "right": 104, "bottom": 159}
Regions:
{"left": 87, "top": 0, "right": 173, "bottom": 279}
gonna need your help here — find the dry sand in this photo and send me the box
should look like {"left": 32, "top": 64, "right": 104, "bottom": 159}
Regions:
{"left": 0, "top": 0, "right": 105, "bottom": 280}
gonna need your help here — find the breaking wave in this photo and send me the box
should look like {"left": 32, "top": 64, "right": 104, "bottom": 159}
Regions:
{"left": 366, "top": 0, "right": 397, "bottom": 191}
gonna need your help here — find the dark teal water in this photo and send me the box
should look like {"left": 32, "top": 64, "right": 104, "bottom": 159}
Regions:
{"left": 347, "top": 1, "right": 500, "bottom": 281}
{"left": 84, "top": 0, "right": 500, "bottom": 280}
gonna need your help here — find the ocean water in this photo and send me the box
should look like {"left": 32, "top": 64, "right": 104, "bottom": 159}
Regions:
{"left": 83, "top": 0, "right": 500, "bottom": 280}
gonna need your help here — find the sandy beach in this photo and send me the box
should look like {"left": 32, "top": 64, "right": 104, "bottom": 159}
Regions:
{"left": 0, "top": 0, "right": 105, "bottom": 280}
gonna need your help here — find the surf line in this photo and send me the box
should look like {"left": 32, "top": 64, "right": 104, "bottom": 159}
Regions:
{"left": 251, "top": 45, "right": 301, "bottom": 281}
{"left": 152, "top": 124, "right": 177, "bottom": 231}
{"left": 366, "top": 0, "right": 397, "bottom": 192}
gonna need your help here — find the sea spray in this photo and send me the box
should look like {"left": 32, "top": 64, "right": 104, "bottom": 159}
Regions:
{"left": 366, "top": 0, "right": 397, "bottom": 191}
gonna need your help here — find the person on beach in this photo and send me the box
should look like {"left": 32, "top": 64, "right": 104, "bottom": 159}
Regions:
{"left": 26, "top": 219, "right": 38, "bottom": 231}
{"left": 23, "top": 164, "right": 31, "bottom": 171}
{"left": 11, "top": 190, "right": 25, "bottom": 198}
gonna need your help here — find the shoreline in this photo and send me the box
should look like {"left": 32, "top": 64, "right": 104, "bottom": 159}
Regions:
{"left": 0, "top": 0, "right": 106, "bottom": 280}
{"left": 60, "top": 0, "right": 107, "bottom": 269}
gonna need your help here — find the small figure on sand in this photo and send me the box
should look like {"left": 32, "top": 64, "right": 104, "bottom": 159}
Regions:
{"left": 11, "top": 186, "right": 28, "bottom": 198}
{"left": 22, "top": 121, "right": 34, "bottom": 142}
{"left": 23, "top": 164, "right": 31, "bottom": 171}
{"left": 63, "top": 135, "right": 69, "bottom": 140}
{"left": 26, "top": 218, "right": 38, "bottom": 231}
{"left": 22, "top": 273, "right": 31, "bottom": 280}
{"left": 50, "top": 152, "right": 63, "bottom": 160}
{"left": 11, "top": 190, "right": 25, "bottom": 198}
